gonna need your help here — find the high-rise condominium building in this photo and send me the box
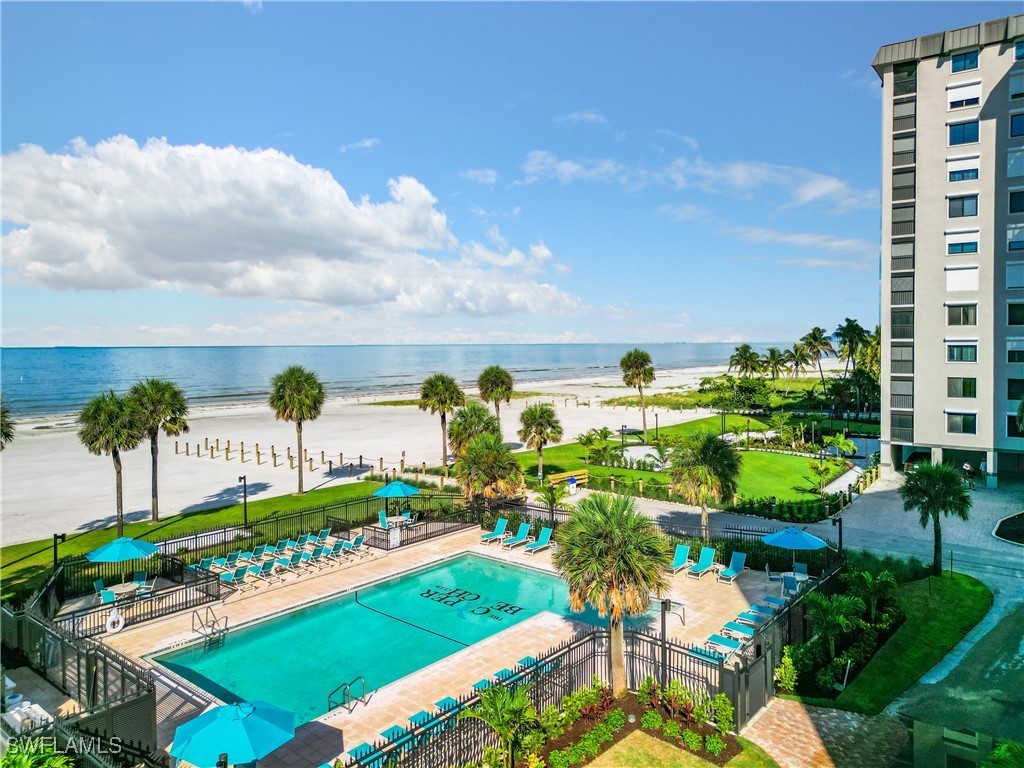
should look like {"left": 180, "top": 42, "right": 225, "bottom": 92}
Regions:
{"left": 874, "top": 15, "right": 1024, "bottom": 487}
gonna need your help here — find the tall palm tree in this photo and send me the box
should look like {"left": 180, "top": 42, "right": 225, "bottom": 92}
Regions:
{"left": 518, "top": 403, "right": 563, "bottom": 480}
{"left": 899, "top": 462, "right": 972, "bottom": 576}
{"left": 454, "top": 433, "right": 525, "bottom": 500}
{"left": 857, "top": 325, "right": 881, "bottom": 377}
{"left": 459, "top": 683, "right": 539, "bottom": 768}
{"left": 833, "top": 318, "right": 868, "bottom": 376}
{"left": 801, "top": 327, "right": 836, "bottom": 387}
{"left": 268, "top": 365, "right": 325, "bottom": 495}
{"left": 620, "top": 348, "right": 655, "bottom": 442}
{"left": 78, "top": 390, "right": 146, "bottom": 537}
{"left": 128, "top": 379, "right": 190, "bottom": 522}
{"left": 477, "top": 365, "right": 515, "bottom": 436}
{"left": 760, "top": 347, "right": 786, "bottom": 391}
{"left": 669, "top": 431, "right": 742, "bottom": 538}
{"left": 553, "top": 493, "right": 671, "bottom": 696}
{"left": 783, "top": 342, "right": 812, "bottom": 395}
{"left": 447, "top": 402, "right": 500, "bottom": 459}
{"left": 840, "top": 569, "right": 896, "bottom": 622}
{"left": 0, "top": 397, "right": 14, "bottom": 451}
{"left": 728, "top": 344, "right": 762, "bottom": 378}
{"left": 804, "top": 592, "right": 865, "bottom": 658}
{"left": 419, "top": 373, "right": 466, "bottom": 468}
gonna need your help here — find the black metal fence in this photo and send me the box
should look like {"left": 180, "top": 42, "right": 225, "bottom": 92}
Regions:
{"left": 361, "top": 507, "right": 478, "bottom": 551}
{"left": 47, "top": 555, "right": 191, "bottom": 609}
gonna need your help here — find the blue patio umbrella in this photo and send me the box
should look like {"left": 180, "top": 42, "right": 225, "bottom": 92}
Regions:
{"left": 373, "top": 481, "right": 421, "bottom": 498}
{"left": 85, "top": 537, "right": 158, "bottom": 563}
{"left": 170, "top": 701, "right": 295, "bottom": 768}
{"left": 761, "top": 527, "right": 827, "bottom": 568}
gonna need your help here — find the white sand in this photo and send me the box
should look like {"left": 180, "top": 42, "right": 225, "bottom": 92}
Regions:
{"left": 0, "top": 361, "right": 843, "bottom": 545}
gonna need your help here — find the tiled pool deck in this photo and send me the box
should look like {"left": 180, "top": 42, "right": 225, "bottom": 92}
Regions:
{"left": 101, "top": 529, "right": 775, "bottom": 766}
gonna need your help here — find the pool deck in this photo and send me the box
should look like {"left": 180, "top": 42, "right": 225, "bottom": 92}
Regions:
{"left": 102, "top": 529, "right": 776, "bottom": 766}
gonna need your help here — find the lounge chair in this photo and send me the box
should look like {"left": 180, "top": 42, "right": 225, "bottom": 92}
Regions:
{"left": 494, "top": 668, "right": 514, "bottom": 682}
{"left": 762, "top": 595, "right": 788, "bottom": 609}
{"left": 672, "top": 544, "right": 694, "bottom": 573}
{"left": 524, "top": 527, "right": 553, "bottom": 555}
{"left": 706, "top": 633, "right": 742, "bottom": 656}
{"left": 99, "top": 589, "right": 117, "bottom": 606}
{"left": 722, "top": 621, "right": 755, "bottom": 640}
{"left": 378, "top": 511, "right": 390, "bottom": 529}
{"left": 501, "top": 523, "right": 533, "bottom": 550}
{"left": 472, "top": 678, "right": 494, "bottom": 692}
{"left": 93, "top": 579, "right": 105, "bottom": 603}
{"left": 240, "top": 544, "right": 267, "bottom": 562}
{"left": 248, "top": 560, "right": 280, "bottom": 584}
{"left": 347, "top": 743, "right": 383, "bottom": 767}
{"left": 480, "top": 518, "right": 508, "bottom": 544}
{"left": 686, "top": 547, "right": 716, "bottom": 579}
{"left": 687, "top": 645, "right": 727, "bottom": 663}
{"left": 220, "top": 565, "right": 253, "bottom": 591}
{"left": 316, "top": 528, "right": 332, "bottom": 544}
{"left": 212, "top": 551, "right": 241, "bottom": 571}
{"left": 400, "top": 510, "right": 412, "bottom": 521}
{"left": 380, "top": 725, "right": 414, "bottom": 752}
{"left": 764, "top": 564, "right": 782, "bottom": 583}
{"left": 324, "top": 540, "right": 350, "bottom": 563}
{"left": 434, "top": 696, "right": 459, "bottom": 712}
{"left": 301, "top": 545, "right": 329, "bottom": 572}
{"left": 794, "top": 561, "right": 808, "bottom": 576}
{"left": 518, "top": 655, "right": 538, "bottom": 667}
{"left": 275, "top": 552, "right": 305, "bottom": 575}
{"left": 717, "top": 552, "right": 747, "bottom": 583}
{"left": 736, "top": 611, "right": 769, "bottom": 626}
{"left": 132, "top": 571, "right": 156, "bottom": 593}
{"left": 186, "top": 557, "right": 215, "bottom": 574}
{"left": 782, "top": 574, "right": 800, "bottom": 598}
{"left": 341, "top": 533, "right": 369, "bottom": 558}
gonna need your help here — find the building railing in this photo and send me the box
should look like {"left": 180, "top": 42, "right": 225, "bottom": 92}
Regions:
{"left": 890, "top": 394, "right": 914, "bottom": 409}
{"left": 891, "top": 256, "right": 915, "bottom": 271}
{"left": 892, "top": 220, "right": 915, "bottom": 236}
{"left": 891, "top": 290, "right": 914, "bottom": 306}
{"left": 892, "top": 150, "right": 915, "bottom": 166}
{"left": 892, "top": 115, "right": 916, "bottom": 132}
{"left": 890, "top": 360, "right": 914, "bottom": 373}
{"left": 891, "top": 427, "right": 914, "bottom": 443}
{"left": 894, "top": 78, "right": 917, "bottom": 96}
{"left": 892, "top": 185, "right": 915, "bottom": 201}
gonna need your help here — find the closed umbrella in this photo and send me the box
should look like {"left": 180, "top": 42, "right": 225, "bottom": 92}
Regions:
{"left": 85, "top": 537, "right": 158, "bottom": 563}
{"left": 170, "top": 701, "right": 295, "bottom": 768}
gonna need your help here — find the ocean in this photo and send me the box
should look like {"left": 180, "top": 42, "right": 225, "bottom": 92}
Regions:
{"left": 0, "top": 343, "right": 780, "bottom": 418}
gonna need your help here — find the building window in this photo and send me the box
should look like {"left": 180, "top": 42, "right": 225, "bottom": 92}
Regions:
{"left": 1012, "top": 73, "right": 1024, "bottom": 101}
{"left": 947, "top": 304, "right": 977, "bottom": 325}
{"left": 1008, "top": 416, "right": 1024, "bottom": 438}
{"left": 1009, "top": 379, "right": 1024, "bottom": 400}
{"left": 1013, "top": 114, "right": 1024, "bottom": 138}
{"left": 949, "top": 121, "right": 979, "bottom": 145}
{"left": 949, "top": 168, "right": 978, "bottom": 182}
{"left": 949, "top": 195, "right": 978, "bottom": 218}
{"left": 948, "top": 81, "right": 981, "bottom": 109}
{"left": 1011, "top": 350, "right": 1024, "bottom": 363}
{"left": 951, "top": 51, "right": 979, "bottom": 72}
{"left": 1009, "top": 262, "right": 1024, "bottom": 289}
{"left": 1010, "top": 303, "right": 1024, "bottom": 325}
{"left": 947, "top": 377, "right": 977, "bottom": 398}
{"left": 1011, "top": 190, "right": 1024, "bottom": 214}
{"left": 948, "top": 241, "right": 978, "bottom": 254}
{"left": 1010, "top": 150, "right": 1024, "bottom": 178}
{"left": 947, "top": 344, "right": 978, "bottom": 362}
{"left": 1010, "top": 227, "right": 1024, "bottom": 252}
{"left": 1017, "top": 41, "right": 1024, "bottom": 61}
{"left": 946, "top": 266, "right": 979, "bottom": 291}
{"left": 946, "top": 412, "right": 977, "bottom": 434}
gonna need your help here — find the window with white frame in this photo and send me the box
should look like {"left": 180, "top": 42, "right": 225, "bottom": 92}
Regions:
{"left": 1009, "top": 226, "right": 1024, "bottom": 253}
{"left": 946, "top": 229, "right": 979, "bottom": 255}
{"left": 946, "top": 412, "right": 977, "bottom": 434}
{"left": 946, "top": 266, "right": 979, "bottom": 291}
{"left": 948, "top": 155, "right": 979, "bottom": 182}
{"left": 948, "top": 81, "right": 982, "bottom": 109}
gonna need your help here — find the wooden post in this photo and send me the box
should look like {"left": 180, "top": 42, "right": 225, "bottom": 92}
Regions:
{"left": 255, "top": 443, "right": 259, "bottom": 453}
{"left": 289, "top": 456, "right": 295, "bottom": 470}
{"left": 359, "top": 454, "right": 363, "bottom": 468}
{"left": 400, "top": 458, "right": 405, "bottom": 473}
{"left": 240, "top": 448, "right": 245, "bottom": 463}
{"left": 349, "top": 463, "right": 354, "bottom": 477}
{"left": 303, "top": 449, "right": 308, "bottom": 462}
{"left": 204, "top": 437, "right": 209, "bottom": 450}
{"left": 321, "top": 450, "right": 325, "bottom": 464}
{"left": 379, "top": 457, "right": 384, "bottom": 472}
{"left": 226, "top": 440, "right": 231, "bottom": 453}
{"left": 175, "top": 441, "right": 180, "bottom": 454}
{"left": 638, "top": 479, "right": 644, "bottom": 496}
{"left": 392, "top": 468, "right": 397, "bottom": 481}
{"left": 309, "top": 458, "right": 314, "bottom": 472}
{"left": 240, "top": 441, "right": 244, "bottom": 453}
{"left": 185, "top": 442, "right": 190, "bottom": 456}
{"left": 422, "top": 461, "right": 426, "bottom": 473}
{"left": 225, "top": 448, "right": 230, "bottom": 461}
{"left": 256, "top": 450, "right": 261, "bottom": 465}
{"left": 287, "top": 447, "right": 292, "bottom": 460}
{"left": 210, "top": 446, "right": 214, "bottom": 459}
{"left": 610, "top": 475, "right": 616, "bottom": 492}
{"left": 273, "top": 453, "right": 278, "bottom": 467}
{"left": 216, "top": 438, "right": 220, "bottom": 451}
{"left": 339, "top": 453, "right": 344, "bottom": 466}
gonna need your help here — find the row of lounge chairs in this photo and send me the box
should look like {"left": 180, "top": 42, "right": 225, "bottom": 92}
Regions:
{"left": 691, "top": 592, "right": 796, "bottom": 662}
{"left": 672, "top": 545, "right": 747, "bottom": 583}
{"left": 480, "top": 519, "right": 554, "bottom": 555}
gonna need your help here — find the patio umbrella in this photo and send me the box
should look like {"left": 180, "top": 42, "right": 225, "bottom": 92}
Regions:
{"left": 85, "top": 537, "right": 158, "bottom": 563}
{"left": 373, "top": 481, "right": 421, "bottom": 498}
{"left": 170, "top": 701, "right": 295, "bottom": 768}
{"left": 761, "top": 527, "right": 828, "bottom": 568}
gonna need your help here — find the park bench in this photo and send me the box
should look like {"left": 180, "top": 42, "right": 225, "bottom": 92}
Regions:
{"left": 547, "top": 469, "right": 589, "bottom": 488}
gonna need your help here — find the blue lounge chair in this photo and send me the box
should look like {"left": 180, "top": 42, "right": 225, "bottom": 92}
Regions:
{"left": 765, "top": 564, "right": 782, "bottom": 583}
{"left": 240, "top": 544, "right": 267, "bottom": 562}
{"left": 501, "top": 523, "right": 532, "bottom": 550}
{"left": 472, "top": 678, "right": 494, "bottom": 692}
{"left": 782, "top": 574, "right": 800, "bottom": 598}
{"left": 434, "top": 696, "right": 459, "bottom": 712}
{"left": 301, "top": 545, "right": 329, "bottom": 572}
{"left": 347, "top": 743, "right": 383, "bottom": 768}
{"left": 316, "top": 528, "right": 332, "bottom": 544}
{"left": 381, "top": 725, "right": 414, "bottom": 752}
{"left": 794, "top": 562, "right": 809, "bottom": 577}
{"left": 722, "top": 621, "right": 755, "bottom": 639}
{"left": 494, "top": 668, "right": 514, "bottom": 682}
{"left": 341, "top": 533, "right": 369, "bottom": 557}
{"left": 409, "top": 710, "right": 434, "bottom": 728}
{"left": 518, "top": 656, "right": 538, "bottom": 667}
{"left": 749, "top": 604, "right": 777, "bottom": 618}
{"left": 707, "top": 633, "right": 742, "bottom": 656}
{"left": 686, "top": 547, "right": 716, "bottom": 579}
{"left": 687, "top": 646, "right": 726, "bottom": 662}
{"left": 763, "top": 595, "right": 788, "bottom": 609}
{"left": 248, "top": 560, "right": 280, "bottom": 583}
{"left": 524, "top": 527, "right": 553, "bottom": 555}
{"left": 378, "top": 511, "right": 390, "bottom": 529}
{"left": 672, "top": 544, "right": 694, "bottom": 573}
{"left": 737, "top": 611, "right": 768, "bottom": 626}
{"left": 400, "top": 510, "right": 412, "bottom": 520}
{"left": 481, "top": 518, "right": 508, "bottom": 544}
{"left": 93, "top": 579, "right": 105, "bottom": 603}
{"left": 325, "top": 540, "right": 350, "bottom": 563}
{"left": 99, "top": 589, "right": 117, "bottom": 606}
{"left": 220, "top": 565, "right": 253, "bottom": 591}
{"left": 132, "top": 571, "right": 156, "bottom": 593}
{"left": 276, "top": 552, "right": 305, "bottom": 574}
{"left": 717, "top": 552, "right": 747, "bottom": 583}
{"left": 212, "top": 551, "right": 241, "bottom": 571}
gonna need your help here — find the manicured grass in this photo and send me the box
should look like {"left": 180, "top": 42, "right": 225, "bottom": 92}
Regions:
{"left": 0, "top": 480, "right": 382, "bottom": 600}
{"left": 603, "top": 376, "right": 824, "bottom": 411}
{"left": 588, "top": 731, "right": 780, "bottom": 768}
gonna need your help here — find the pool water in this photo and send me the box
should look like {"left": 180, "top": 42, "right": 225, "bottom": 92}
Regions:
{"left": 153, "top": 553, "right": 654, "bottom": 723}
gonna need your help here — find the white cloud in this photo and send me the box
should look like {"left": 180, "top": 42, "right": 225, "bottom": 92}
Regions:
{"left": 460, "top": 168, "right": 498, "bottom": 185}
{"left": 555, "top": 109, "right": 607, "bottom": 125}
{"left": 2, "top": 136, "right": 584, "bottom": 318}
{"left": 655, "top": 129, "right": 699, "bottom": 149}
{"left": 776, "top": 257, "right": 874, "bottom": 272}
{"left": 521, "top": 150, "right": 628, "bottom": 185}
{"left": 657, "top": 203, "right": 703, "bottom": 221}
{"left": 730, "top": 226, "right": 875, "bottom": 255}
{"left": 460, "top": 236, "right": 565, "bottom": 278}
{"left": 338, "top": 138, "right": 379, "bottom": 154}
{"left": 841, "top": 69, "right": 882, "bottom": 99}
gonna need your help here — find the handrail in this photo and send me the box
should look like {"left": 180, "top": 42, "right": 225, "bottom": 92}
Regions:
{"left": 327, "top": 675, "right": 366, "bottom": 712}
{"left": 192, "top": 606, "right": 228, "bottom": 638}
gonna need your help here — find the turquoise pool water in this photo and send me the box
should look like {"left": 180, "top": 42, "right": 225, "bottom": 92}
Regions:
{"left": 153, "top": 554, "right": 654, "bottom": 723}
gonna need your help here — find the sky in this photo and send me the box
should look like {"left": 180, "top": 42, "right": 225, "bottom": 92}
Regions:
{"left": 2, "top": 1, "right": 1019, "bottom": 348}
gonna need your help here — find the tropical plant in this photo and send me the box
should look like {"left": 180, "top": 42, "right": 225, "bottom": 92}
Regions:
{"left": 767, "top": 412, "right": 793, "bottom": 446}
{"left": 669, "top": 431, "right": 742, "bottom": 538}
{"left": 728, "top": 343, "right": 762, "bottom": 378}
{"left": 804, "top": 591, "right": 865, "bottom": 658}
{"left": 0, "top": 397, "right": 14, "bottom": 451}
{"left": 127, "top": 378, "right": 190, "bottom": 522}
{"left": 454, "top": 433, "right": 524, "bottom": 500}
{"left": 477, "top": 365, "right": 515, "bottom": 436}
{"left": 553, "top": 494, "right": 671, "bottom": 696}
{"left": 620, "top": 348, "right": 655, "bottom": 442}
{"left": 801, "top": 327, "right": 836, "bottom": 386}
{"left": 269, "top": 365, "right": 325, "bottom": 495}
{"left": 761, "top": 347, "right": 786, "bottom": 391}
{"left": 857, "top": 325, "right": 881, "bottom": 378}
{"left": 420, "top": 373, "right": 466, "bottom": 468}
{"left": 822, "top": 434, "right": 856, "bottom": 458}
{"left": 899, "top": 462, "right": 972, "bottom": 576}
{"left": 588, "top": 442, "right": 624, "bottom": 467}
{"left": 840, "top": 569, "right": 897, "bottom": 622}
{"left": 459, "top": 683, "right": 539, "bottom": 768}
{"left": 518, "top": 403, "right": 563, "bottom": 480}
{"left": 448, "top": 402, "right": 501, "bottom": 458}
{"left": 783, "top": 342, "right": 812, "bottom": 395}
{"left": 537, "top": 482, "right": 570, "bottom": 527}
{"left": 774, "top": 646, "right": 798, "bottom": 693}
{"left": 78, "top": 390, "right": 146, "bottom": 537}
{"left": 833, "top": 318, "right": 868, "bottom": 375}
{"left": 982, "top": 740, "right": 1024, "bottom": 768}
{"left": 0, "top": 739, "right": 74, "bottom": 768}
{"left": 645, "top": 438, "right": 675, "bottom": 468}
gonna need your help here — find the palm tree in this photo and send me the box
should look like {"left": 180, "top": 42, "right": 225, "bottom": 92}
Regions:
{"left": 553, "top": 493, "right": 671, "bottom": 696}
{"left": 669, "top": 431, "right": 742, "bottom": 538}
{"left": 761, "top": 347, "right": 786, "bottom": 391}
{"left": 0, "top": 397, "right": 14, "bottom": 451}
{"left": 783, "top": 343, "right": 812, "bottom": 395}
{"left": 857, "top": 325, "right": 881, "bottom": 377}
{"left": 537, "top": 482, "right": 569, "bottom": 527}
{"left": 620, "top": 348, "right": 656, "bottom": 442}
{"left": 419, "top": 373, "right": 466, "bottom": 468}
{"left": 518, "top": 403, "right": 563, "bottom": 480}
{"left": 0, "top": 739, "right": 75, "bottom": 767}
{"left": 801, "top": 327, "right": 836, "bottom": 387}
{"left": 767, "top": 412, "right": 793, "bottom": 446}
{"left": 589, "top": 442, "right": 624, "bottom": 467}
{"left": 822, "top": 433, "right": 856, "bottom": 458}
{"left": 728, "top": 344, "right": 762, "bottom": 378}
{"left": 840, "top": 570, "right": 896, "bottom": 622}
{"left": 833, "top": 318, "right": 868, "bottom": 375}
{"left": 982, "top": 740, "right": 1024, "bottom": 768}
{"left": 899, "top": 462, "right": 972, "bottom": 576}
{"left": 804, "top": 592, "right": 865, "bottom": 658}
{"left": 459, "top": 683, "right": 539, "bottom": 768}
{"left": 454, "top": 433, "right": 524, "bottom": 500}
{"left": 477, "top": 365, "right": 515, "bottom": 436}
{"left": 447, "top": 402, "right": 500, "bottom": 458}
{"left": 78, "top": 391, "right": 146, "bottom": 537}
{"left": 128, "top": 379, "right": 190, "bottom": 522}
{"left": 268, "top": 365, "right": 325, "bottom": 495}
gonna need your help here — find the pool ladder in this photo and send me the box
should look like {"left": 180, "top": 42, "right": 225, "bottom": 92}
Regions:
{"left": 192, "top": 607, "right": 228, "bottom": 650}
{"left": 327, "top": 675, "right": 366, "bottom": 712}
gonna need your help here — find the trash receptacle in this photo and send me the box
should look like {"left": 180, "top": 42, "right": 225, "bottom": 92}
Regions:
{"left": 567, "top": 476, "right": 577, "bottom": 495}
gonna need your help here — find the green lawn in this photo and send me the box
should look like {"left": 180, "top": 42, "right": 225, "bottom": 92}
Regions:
{"left": 603, "top": 376, "right": 824, "bottom": 411}
{"left": 589, "top": 732, "right": 780, "bottom": 768}
{"left": 0, "top": 480, "right": 382, "bottom": 601}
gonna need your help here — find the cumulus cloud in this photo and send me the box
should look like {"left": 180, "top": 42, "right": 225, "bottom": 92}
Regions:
{"left": 2, "top": 136, "right": 583, "bottom": 318}
{"left": 460, "top": 168, "right": 498, "bottom": 185}
{"left": 555, "top": 109, "right": 607, "bottom": 124}
{"left": 338, "top": 138, "right": 379, "bottom": 153}
{"left": 521, "top": 150, "right": 628, "bottom": 185}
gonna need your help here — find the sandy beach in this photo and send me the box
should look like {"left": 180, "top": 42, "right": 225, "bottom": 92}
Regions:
{"left": 0, "top": 361, "right": 841, "bottom": 545}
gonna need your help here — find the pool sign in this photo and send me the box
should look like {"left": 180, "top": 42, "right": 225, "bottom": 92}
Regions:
{"left": 420, "top": 585, "right": 523, "bottom": 621}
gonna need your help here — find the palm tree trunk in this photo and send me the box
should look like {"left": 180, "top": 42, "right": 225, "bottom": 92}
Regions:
{"left": 932, "top": 511, "right": 943, "bottom": 576}
{"left": 150, "top": 431, "right": 160, "bottom": 523}
{"left": 494, "top": 401, "right": 502, "bottom": 439}
{"left": 701, "top": 504, "right": 709, "bottom": 540}
{"left": 296, "top": 420, "right": 304, "bottom": 494}
{"left": 537, "top": 446, "right": 544, "bottom": 479}
{"left": 818, "top": 358, "right": 826, "bottom": 386}
{"left": 440, "top": 412, "right": 448, "bottom": 468}
{"left": 609, "top": 616, "right": 627, "bottom": 697}
{"left": 639, "top": 386, "right": 647, "bottom": 443}
{"left": 113, "top": 450, "right": 124, "bottom": 537}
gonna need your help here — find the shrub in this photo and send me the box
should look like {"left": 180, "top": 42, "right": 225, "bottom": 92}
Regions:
{"left": 591, "top": 722, "right": 614, "bottom": 743}
{"left": 565, "top": 742, "right": 586, "bottom": 764}
{"left": 521, "top": 730, "right": 546, "bottom": 756}
{"left": 540, "top": 705, "right": 564, "bottom": 740}
{"left": 525, "top": 754, "right": 545, "bottom": 768}
{"left": 637, "top": 675, "right": 660, "bottom": 708}
{"left": 681, "top": 729, "right": 703, "bottom": 751}
{"left": 845, "top": 549, "right": 928, "bottom": 583}
{"left": 605, "top": 708, "right": 627, "bottom": 731}
{"left": 661, "top": 719, "right": 682, "bottom": 740}
{"left": 705, "top": 733, "right": 726, "bottom": 757}
{"left": 547, "top": 751, "right": 569, "bottom": 768}
{"left": 691, "top": 691, "right": 711, "bottom": 727}
{"left": 576, "top": 733, "right": 600, "bottom": 758}
{"left": 640, "top": 709, "right": 664, "bottom": 730}
{"left": 774, "top": 646, "right": 798, "bottom": 693}
{"left": 482, "top": 746, "right": 504, "bottom": 768}
{"left": 710, "top": 693, "right": 734, "bottom": 734}
{"left": 661, "top": 678, "right": 690, "bottom": 719}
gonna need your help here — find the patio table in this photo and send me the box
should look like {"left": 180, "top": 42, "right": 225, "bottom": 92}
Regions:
{"left": 780, "top": 571, "right": 809, "bottom": 596}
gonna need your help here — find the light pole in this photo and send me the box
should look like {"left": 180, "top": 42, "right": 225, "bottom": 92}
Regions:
{"left": 621, "top": 424, "right": 626, "bottom": 448}
{"left": 52, "top": 533, "right": 66, "bottom": 570}
{"left": 238, "top": 475, "right": 248, "bottom": 526}
{"left": 655, "top": 413, "right": 659, "bottom": 441}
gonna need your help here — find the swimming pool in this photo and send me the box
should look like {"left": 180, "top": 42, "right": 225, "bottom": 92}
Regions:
{"left": 153, "top": 553, "right": 654, "bottom": 723}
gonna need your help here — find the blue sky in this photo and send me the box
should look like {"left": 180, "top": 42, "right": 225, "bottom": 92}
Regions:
{"left": 2, "top": 1, "right": 1018, "bottom": 347}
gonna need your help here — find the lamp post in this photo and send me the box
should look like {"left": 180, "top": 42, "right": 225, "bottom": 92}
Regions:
{"left": 238, "top": 475, "right": 248, "bottom": 526}
{"left": 52, "top": 533, "right": 67, "bottom": 570}
{"left": 660, "top": 598, "right": 671, "bottom": 686}
{"left": 621, "top": 424, "right": 626, "bottom": 448}
{"left": 655, "top": 413, "right": 659, "bottom": 441}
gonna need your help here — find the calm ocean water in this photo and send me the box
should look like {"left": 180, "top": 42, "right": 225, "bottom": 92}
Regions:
{"left": 0, "top": 343, "right": 779, "bottom": 417}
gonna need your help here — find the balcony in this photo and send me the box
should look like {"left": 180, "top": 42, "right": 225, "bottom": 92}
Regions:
{"left": 894, "top": 79, "right": 917, "bottom": 96}
{"left": 891, "top": 360, "right": 914, "bottom": 374}
{"left": 892, "top": 220, "right": 915, "bottom": 236}
{"left": 893, "top": 151, "right": 916, "bottom": 167}
{"left": 893, "top": 115, "right": 916, "bottom": 132}
{"left": 892, "top": 256, "right": 915, "bottom": 271}
{"left": 891, "top": 427, "right": 914, "bottom": 443}
{"left": 891, "top": 290, "right": 914, "bottom": 306}
{"left": 890, "top": 394, "right": 914, "bottom": 409}
{"left": 892, "top": 186, "right": 915, "bottom": 202}
{"left": 891, "top": 326, "right": 914, "bottom": 340}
